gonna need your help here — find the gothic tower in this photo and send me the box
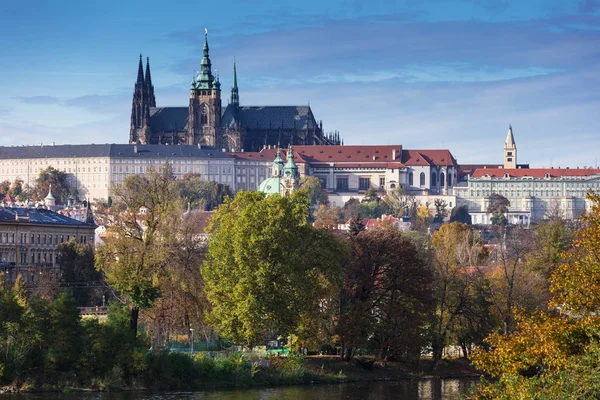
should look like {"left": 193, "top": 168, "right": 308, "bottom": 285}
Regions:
{"left": 230, "top": 59, "right": 239, "bottom": 107}
{"left": 187, "top": 32, "right": 221, "bottom": 146}
{"left": 504, "top": 124, "right": 517, "bottom": 169}
{"left": 129, "top": 55, "right": 154, "bottom": 144}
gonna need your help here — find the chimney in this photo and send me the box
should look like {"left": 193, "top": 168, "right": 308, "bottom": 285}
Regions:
{"left": 392, "top": 149, "right": 396, "bottom": 160}
{"left": 134, "top": 145, "right": 138, "bottom": 154}
{"left": 373, "top": 156, "right": 376, "bottom": 161}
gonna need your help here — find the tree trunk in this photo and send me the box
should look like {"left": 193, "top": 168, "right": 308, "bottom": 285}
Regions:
{"left": 130, "top": 306, "right": 139, "bottom": 337}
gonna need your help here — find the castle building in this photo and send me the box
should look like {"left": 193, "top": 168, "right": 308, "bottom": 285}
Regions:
{"left": 129, "top": 32, "right": 341, "bottom": 151}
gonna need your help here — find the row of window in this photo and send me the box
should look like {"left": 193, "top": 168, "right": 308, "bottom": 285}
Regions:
{"left": 0, "top": 232, "right": 89, "bottom": 245}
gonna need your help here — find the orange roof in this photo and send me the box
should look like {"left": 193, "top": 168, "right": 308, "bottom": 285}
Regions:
{"left": 230, "top": 145, "right": 405, "bottom": 166}
{"left": 402, "top": 149, "right": 457, "bottom": 167}
{"left": 471, "top": 168, "right": 600, "bottom": 179}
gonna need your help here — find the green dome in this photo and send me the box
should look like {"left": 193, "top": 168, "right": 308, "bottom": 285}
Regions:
{"left": 258, "top": 176, "right": 281, "bottom": 195}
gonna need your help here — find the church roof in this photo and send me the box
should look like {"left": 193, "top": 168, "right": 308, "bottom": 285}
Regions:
{"left": 401, "top": 149, "right": 458, "bottom": 167}
{"left": 221, "top": 105, "right": 317, "bottom": 130}
{"left": 149, "top": 107, "right": 189, "bottom": 132}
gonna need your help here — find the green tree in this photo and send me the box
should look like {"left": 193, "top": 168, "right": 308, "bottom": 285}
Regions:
{"left": 203, "top": 190, "right": 345, "bottom": 347}
{"left": 57, "top": 239, "right": 103, "bottom": 306}
{"left": 33, "top": 166, "right": 78, "bottom": 203}
{"left": 433, "top": 199, "right": 447, "bottom": 223}
{"left": 487, "top": 193, "right": 510, "bottom": 226}
{"left": 300, "top": 176, "right": 328, "bottom": 206}
{"left": 96, "top": 164, "right": 181, "bottom": 336}
{"left": 449, "top": 205, "right": 472, "bottom": 225}
{"left": 0, "top": 180, "right": 10, "bottom": 197}
{"left": 8, "top": 178, "right": 26, "bottom": 202}
{"left": 45, "top": 291, "right": 83, "bottom": 376}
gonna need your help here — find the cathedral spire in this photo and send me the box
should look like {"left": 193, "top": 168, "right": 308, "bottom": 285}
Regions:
{"left": 230, "top": 59, "right": 239, "bottom": 106}
{"left": 195, "top": 29, "right": 214, "bottom": 89}
{"left": 136, "top": 54, "right": 144, "bottom": 84}
{"left": 145, "top": 57, "right": 156, "bottom": 107}
{"left": 145, "top": 57, "right": 153, "bottom": 87}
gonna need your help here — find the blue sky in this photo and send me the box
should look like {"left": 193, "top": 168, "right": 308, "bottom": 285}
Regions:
{"left": 0, "top": 0, "right": 599, "bottom": 167}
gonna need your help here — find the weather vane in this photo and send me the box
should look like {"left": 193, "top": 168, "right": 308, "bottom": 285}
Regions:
{"left": 204, "top": 28, "right": 208, "bottom": 37}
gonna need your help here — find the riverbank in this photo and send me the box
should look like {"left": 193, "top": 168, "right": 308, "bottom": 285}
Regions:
{"left": 0, "top": 354, "right": 480, "bottom": 394}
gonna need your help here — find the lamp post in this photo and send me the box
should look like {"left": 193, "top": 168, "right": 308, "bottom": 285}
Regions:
{"left": 190, "top": 328, "right": 194, "bottom": 354}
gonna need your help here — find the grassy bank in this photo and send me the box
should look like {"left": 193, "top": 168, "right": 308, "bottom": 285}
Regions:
{"left": 2, "top": 353, "right": 480, "bottom": 393}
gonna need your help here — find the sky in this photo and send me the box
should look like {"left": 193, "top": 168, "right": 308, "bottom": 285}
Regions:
{"left": 0, "top": 0, "right": 598, "bottom": 167}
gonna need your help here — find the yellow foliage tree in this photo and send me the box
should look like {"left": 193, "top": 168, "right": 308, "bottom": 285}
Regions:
{"left": 472, "top": 191, "right": 600, "bottom": 398}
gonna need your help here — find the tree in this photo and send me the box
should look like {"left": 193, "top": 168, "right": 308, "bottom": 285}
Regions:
{"left": 338, "top": 229, "right": 433, "bottom": 362}
{"left": 433, "top": 199, "right": 448, "bottom": 223}
{"left": 0, "top": 180, "right": 10, "bottom": 197}
{"left": 347, "top": 215, "right": 366, "bottom": 236}
{"left": 202, "top": 190, "right": 345, "bottom": 347}
{"left": 472, "top": 191, "right": 600, "bottom": 398}
{"left": 450, "top": 205, "right": 472, "bottom": 225}
{"left": 430, "top": 222, "right": 487, "bottom": 367}
{"left": 413, "top": 204, "right": 431, "bottom": 232}
{"left": 96, "top": 164, "right": 181, "bottom": 336}
{"left": 487, "top": 227, "right": 544, "bottom": 334}
{"left": 300, "top": 176, "right": 328, "bottom": 206}
{"left": 313, "top": 204, "right": 342, "bottom": 230}
{"left": 57, "top": 239, "right": 103, "bottom": 306}
{"left": 33, "top": 166, "right": 78, "bottom": 203}
{"left": 176, "top": 173, "right": 232, "bottom": 210}
{"left": 487, "top": 194, "right": 510, "bottom": 226}
{"left": 8, "top": 179, "right": 27, "bottom": 202}
{"left": 381, "top": 185, "right": 415, "bottom": 217}
{"left": 343, "top": 198, "right": 362, "bottom": 221}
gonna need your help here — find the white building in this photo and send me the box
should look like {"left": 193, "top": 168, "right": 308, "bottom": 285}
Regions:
{"left": 460, "top": 167, "right": 600, "bottom": 224}
{"left": 0, "top": 144, "right": 235, "bottom": 201}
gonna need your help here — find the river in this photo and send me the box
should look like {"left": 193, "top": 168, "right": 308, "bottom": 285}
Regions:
{"left": 2, "top": 379, "right": 479, "bottom": 400}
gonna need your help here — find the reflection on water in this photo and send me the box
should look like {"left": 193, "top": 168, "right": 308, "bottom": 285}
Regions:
{"left": 4, "top": 379, "right": 479, "bottom": 400}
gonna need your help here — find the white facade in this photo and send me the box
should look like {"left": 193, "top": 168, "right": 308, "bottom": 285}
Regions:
{"left": 459, "top": 168, "right": 600, "bottom": 224}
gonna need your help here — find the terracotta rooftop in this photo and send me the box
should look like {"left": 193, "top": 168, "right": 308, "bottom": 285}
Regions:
{"left": 471, "top": 168, "right": 600, "bottom": 179}
{"left": 401, "top": 149, "right": 458, "bottom": 167}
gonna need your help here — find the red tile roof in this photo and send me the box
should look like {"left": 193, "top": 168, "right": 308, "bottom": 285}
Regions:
{"left": 471, "top": 168, "right": 600, "bottom": 179}
{"left": 230, "top": 145, "right": 405, "bottom": 167}
{"left": 402, "top": 149, "right": 457, "bottom": 167}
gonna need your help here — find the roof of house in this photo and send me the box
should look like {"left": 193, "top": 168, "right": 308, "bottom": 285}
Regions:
{"left": 0, "top": 207, "right": 95, "bottom": 227}
{"left": 0, "top": 144, "right": 233, "bottom": 160}
{"left": 471, "top": 168, "right": 600, "bottom": 179}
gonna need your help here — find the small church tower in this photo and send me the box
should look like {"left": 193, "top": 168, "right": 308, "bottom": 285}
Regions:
{"left": 504, "top": 125, "right": 517, "bottom": 169}
{"left": 187, "top": 30, "right": 221, "bottom": 146}
{"left": 282, "top": 145, "right": 300, "bottom": 196}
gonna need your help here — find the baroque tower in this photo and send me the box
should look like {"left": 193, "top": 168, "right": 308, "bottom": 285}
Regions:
{"left": 504, "top": 124, "right": 517, "bottom": 169}
{"left": 187, "top": 31, "right": 221, "bottom": 146}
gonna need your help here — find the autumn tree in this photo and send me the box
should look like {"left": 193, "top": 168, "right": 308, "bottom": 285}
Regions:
{"left": 202, "top": 190, "right": 345, "bottom": 347}
{"left": 338, "top": 229, "right": 433, "bottom": 362}
{"left": 381, "top": 185, "right": 415, "bottom": 217}
{"left": 313, "top": 204, "right": 343, "bottom": 230}
{"left": 96, "top": 164, "right": 181, "bottom": 336}
{"left": 0, "top": 180, "right": 10, "bottom": 197}
{"left": 429, "top": 222, "right": 487, "bottom": 367}
{"left": 472, "top": 191, "right": 600, "bottom": 398}
{"left": 487, "top": 227, "right": 544, "bottom": 334}
{"left": 9, "top": 178, "right": 27, "bottom": 202}
{"left": 33, "top": 166, "right": 78, "bottom": 203}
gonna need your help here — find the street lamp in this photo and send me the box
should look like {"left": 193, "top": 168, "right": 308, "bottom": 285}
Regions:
{"left": 190, "top": 328, "right": 194, "bottom": 354}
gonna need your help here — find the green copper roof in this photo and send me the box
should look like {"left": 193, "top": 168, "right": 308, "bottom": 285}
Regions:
{"left": 258, "top": 176, "right": 282, "bottom": 195}
{"left": 191, "top": 34, "right": 216, "bottom": 90}
{"left": 45, "top": 185, "right": 55, "bottom": 200}
{"left": 283, "top": 145, "right": 299, "bottom": 179}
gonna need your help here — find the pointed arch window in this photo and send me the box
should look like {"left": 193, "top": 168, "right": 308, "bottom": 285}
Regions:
{"left": 440, "top": 172, "right": 445, "bottom": 187}
{"left": 200, "top": 105, "right": 208, "bottom": 125}
{"left": 420, "top": 172, "right": 425, "bottom": 187}
{"left": 408, "top": 172, "right": 414, "bottom": 186}
{"left": 431, "top": 172, "right": 437, "bottom": 187}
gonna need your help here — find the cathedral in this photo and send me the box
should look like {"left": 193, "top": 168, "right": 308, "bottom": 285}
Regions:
{"left": 129, "top": 32, "right": 341, "bottom": 152}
